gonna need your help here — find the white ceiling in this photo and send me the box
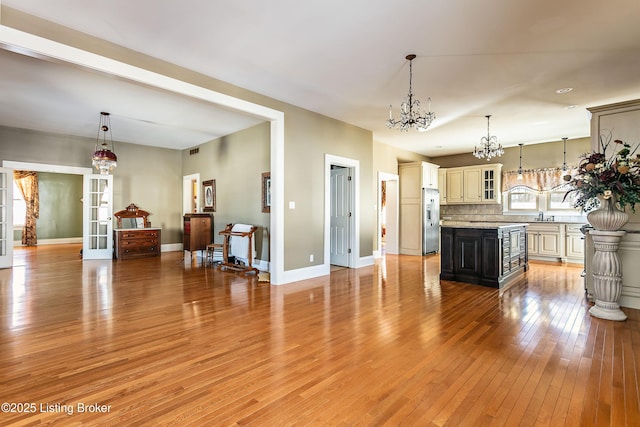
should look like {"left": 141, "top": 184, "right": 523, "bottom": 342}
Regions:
{"left": 3, "top": 0, "right": 640, "bottom": 156}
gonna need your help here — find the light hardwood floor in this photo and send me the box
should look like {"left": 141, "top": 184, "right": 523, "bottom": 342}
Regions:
{"left": 1, "top": 244, "right": 639, "bottom": 426}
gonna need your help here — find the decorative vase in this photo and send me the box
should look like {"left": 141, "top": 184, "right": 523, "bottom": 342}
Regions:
{"left": 587, "top": 195, "right": 629, "bottom": 231}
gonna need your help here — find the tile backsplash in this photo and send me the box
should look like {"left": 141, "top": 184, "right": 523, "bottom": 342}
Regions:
{"left": 440, "top": 204, "right": 586, "bottom": 224}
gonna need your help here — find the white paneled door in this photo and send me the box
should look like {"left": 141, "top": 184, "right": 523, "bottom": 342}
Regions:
{"left": 330, "top": 166, "right": 351, "bottom": 267}
{"left": 83, "top": 174, "right": 114, "bottom": 260}
{"left": 0, "top": 167, "right": 13, "bottom": 269}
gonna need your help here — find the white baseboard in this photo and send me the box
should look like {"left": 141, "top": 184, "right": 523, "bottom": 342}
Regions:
{"left": 276, "top": 264, "right": 331, "bottom": 285}
{"left": 161, "top": 243, "right": 183, "bottom": 253}
{"left": 358, "top": 255, "right": 375, "bottom": 267}
{"left": 14, "top": 237, "right": 82, "bottom": 246}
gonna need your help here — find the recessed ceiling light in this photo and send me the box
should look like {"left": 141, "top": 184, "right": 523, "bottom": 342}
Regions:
{"left": 565, "top": 104, "right": 578, "bottom": 109}
{"left": 556, "top": 87, "right": 573, "bottom": 94}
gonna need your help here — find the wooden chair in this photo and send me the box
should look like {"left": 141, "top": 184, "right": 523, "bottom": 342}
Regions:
{"left": 205, "top": 243, "right": 224, "bottom": 266}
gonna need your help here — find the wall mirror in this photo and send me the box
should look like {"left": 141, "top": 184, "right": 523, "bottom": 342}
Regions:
{"left": 114, "top": 203, "right": 151, "bottom": 228}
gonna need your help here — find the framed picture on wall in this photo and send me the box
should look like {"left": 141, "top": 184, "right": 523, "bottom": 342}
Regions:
{"left": 203, "top": 179, "right": 216, "bottom": 212}
{"left": 262, "top": 172, "right": 271, "bottom": 213}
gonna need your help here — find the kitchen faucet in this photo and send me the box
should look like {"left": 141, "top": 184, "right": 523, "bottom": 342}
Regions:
{"left": 537, "top": 212, "right": 544, "bottom": 221}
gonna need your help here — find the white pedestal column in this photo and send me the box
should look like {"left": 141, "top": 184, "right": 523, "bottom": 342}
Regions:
{"left": 589, "top": 230, "right": 627, "bottom": 321}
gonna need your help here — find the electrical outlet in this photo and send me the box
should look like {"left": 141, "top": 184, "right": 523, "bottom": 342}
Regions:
{"left": 309, "top": 254, "right": 314, "bottom": 262}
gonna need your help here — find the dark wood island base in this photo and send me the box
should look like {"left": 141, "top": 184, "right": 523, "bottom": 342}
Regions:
{"left": 440, "top": 222, "right": 528, "bottom": 290}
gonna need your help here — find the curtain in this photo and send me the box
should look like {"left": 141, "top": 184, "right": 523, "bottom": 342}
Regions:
{"left": 14, "top": 171, "right": 39, "bottom": 246}
{"left": 381, "top": 181, "right": 386, "bottom": 208}
{"left": 502, "top": 167, "right": 574, "bottom": 192}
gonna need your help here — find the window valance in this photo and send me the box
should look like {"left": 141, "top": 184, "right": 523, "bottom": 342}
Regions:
{"left": 502, "top": 167, "right": 575, "bottom": 192}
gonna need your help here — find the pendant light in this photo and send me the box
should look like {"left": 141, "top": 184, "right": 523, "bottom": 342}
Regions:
{"left": 91, "top": 112, "right": 118, "bottom": 175}
{"left": 517, "top": 143, "right": 524, "bottom": 180}
{"left": 561, "top": 137, "right": 570, "bottom": 179}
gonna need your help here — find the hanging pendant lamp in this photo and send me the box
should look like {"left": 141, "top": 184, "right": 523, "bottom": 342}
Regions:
{"left": 517, "top": 143, "right": 524, "bottom": 180}
{"left": 91, "top": 112, "right": 118, "bottom": 175}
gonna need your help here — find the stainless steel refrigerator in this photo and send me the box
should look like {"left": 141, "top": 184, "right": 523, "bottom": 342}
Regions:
{"left": 422, "top": 188, "right": 440, "bottom": 254}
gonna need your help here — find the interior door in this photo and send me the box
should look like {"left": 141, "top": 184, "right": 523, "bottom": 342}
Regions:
{"left": 0, "top": 167, "right": 13, "bottom": 269}
{"left": 83, "top": 174, "right": 114, "bottom": 260}
{"left": 330, "top": 167, "right": 351, "bottom": 267}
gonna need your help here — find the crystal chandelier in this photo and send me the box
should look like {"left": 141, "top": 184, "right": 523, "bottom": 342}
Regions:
{"left": 92, "top": 112, "right": 118, "bottom": 174}
{"left": 473, "top": 115, "right": 503, "bottom": 160}
{"left": 386, "top": 54, "right": 435, "bottom": 132}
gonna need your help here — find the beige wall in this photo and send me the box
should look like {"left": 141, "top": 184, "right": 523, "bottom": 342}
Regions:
{"left": 373, "top": 140, "right": 431, "bottom": 175}
{"left": 182, "top": 123, "right": 271, "bottom": 261}
{"left": 111, "top": 141, "right": 183, "bottom": 243}
{"left": 283, "top": 108, "right": 373, "bottom": 269}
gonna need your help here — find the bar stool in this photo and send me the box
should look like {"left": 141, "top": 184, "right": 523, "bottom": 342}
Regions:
{"left": 205, "top": 243, "right": 224, "bottom": 266}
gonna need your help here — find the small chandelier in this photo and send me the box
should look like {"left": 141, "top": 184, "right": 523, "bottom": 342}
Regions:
{"left": 517, "top": 143, "right": 524, "bottom": 180}
{"left": 386, "top": 54, "right": 435, "bottom": 132}
{"left": 473, "top": 115, "right": 504, "bottom": 160}
{"left": 92, "top": 112, "right": 117, "bottom": 175}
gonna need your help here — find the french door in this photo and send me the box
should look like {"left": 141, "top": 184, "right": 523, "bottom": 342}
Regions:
{"left": 0, "top": 167, "right": 13, "bottom": 269}
{"left": 82, "top": 174, "right": 113, "bottom": 259}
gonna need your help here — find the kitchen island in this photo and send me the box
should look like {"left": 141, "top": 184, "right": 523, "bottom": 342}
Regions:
{"left": 440, "top": 222, "right": 528, "bottom": 290}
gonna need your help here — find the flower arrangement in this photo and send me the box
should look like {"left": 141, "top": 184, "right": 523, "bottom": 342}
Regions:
{"left": 563, "top": 133, "right": 640, "bottom": 212}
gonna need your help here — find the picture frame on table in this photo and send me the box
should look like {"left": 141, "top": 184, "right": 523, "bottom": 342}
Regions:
{"left": 262, "top": 172, "right": 271, "bottom": 213}
{"left": 203, "top": 179, "right": 216, "bottom": 212}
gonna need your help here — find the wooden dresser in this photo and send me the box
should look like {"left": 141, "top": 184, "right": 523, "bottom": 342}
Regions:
{"left": 183, "top": 213, "right": 212, "bottom": 256}
{"left": 114, "top": 228, "right": 161, "bottom": 260}
{"left": 113, "top": 203, "right": 161, "bottom": 260}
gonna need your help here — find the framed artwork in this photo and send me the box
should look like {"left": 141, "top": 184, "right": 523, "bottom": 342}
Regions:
{"left": 262, "top": 172, "right": 271, "bottom": 213}
{"left": 203, "top": 179, "right": 216, "bottom": 212}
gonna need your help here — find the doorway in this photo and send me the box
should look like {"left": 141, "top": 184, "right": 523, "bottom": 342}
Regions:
{"left": 182, "top": 173, "right": 201, "bottom": 214}
{"left": 378, "top": 172, "right": 399, "bottom": 256}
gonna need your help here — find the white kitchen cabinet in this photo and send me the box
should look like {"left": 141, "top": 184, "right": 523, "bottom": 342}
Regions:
{"left": 527, "top": 224, "right": 563, "bottom": 258}
{"left": 444, "top": 164, "right": 502, "bottom": 204}
{"left": 463, "top": 167, "right": 482, "bottom": 202}
{"left": 565, "top": 224, "right": 585, "bottom": 263}
{"left": 398, "top": 161, "right": 440, "bottom": 255}
{"left": 438, "top": 169, "right": 447, "bottom": 205}
{"left": 446, "top": 169, "right": 464, "bottom": 203}
{"left": 481, "top": 166, "right": 500, "bottom": 203}
{"left": 422, "top": 162, "right": 439, "bottom": 189}
{"left": 527, "top": 223, "right": 586, "bottom": 264}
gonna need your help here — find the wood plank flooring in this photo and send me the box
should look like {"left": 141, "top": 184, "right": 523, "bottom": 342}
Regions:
{"left": 0, "top": 244, "right": 639, "bottom": 426}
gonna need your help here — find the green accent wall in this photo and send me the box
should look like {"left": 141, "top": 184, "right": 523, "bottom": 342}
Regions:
{"left": 13, "top": 173, "right": 83, "bottom": 241}
{"left": 37, "top": 172, "right": 83, "bottom": 239}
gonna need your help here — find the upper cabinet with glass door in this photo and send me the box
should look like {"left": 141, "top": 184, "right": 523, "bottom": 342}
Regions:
{"left": 441, "top": 164, "right": 502, "bottom": 204}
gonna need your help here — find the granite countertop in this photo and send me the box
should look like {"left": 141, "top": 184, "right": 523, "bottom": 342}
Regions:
{"left": 440, "top": 221, "right": 528, "bottom": 229}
